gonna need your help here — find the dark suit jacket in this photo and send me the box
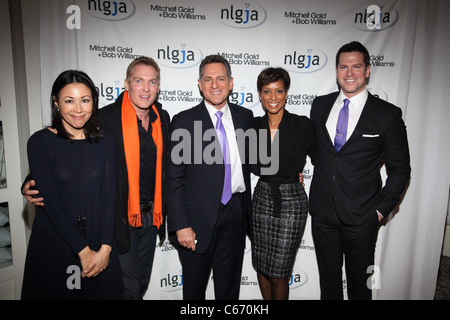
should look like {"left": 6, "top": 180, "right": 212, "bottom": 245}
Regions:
{"left": 167, "top": 101, "right": 253, "bottom": 254}
{"left": 98, "top": 92, "right": 171, "bottom": 255}
{"left": 309, "top": 91, "right": 411, "bottom": 225}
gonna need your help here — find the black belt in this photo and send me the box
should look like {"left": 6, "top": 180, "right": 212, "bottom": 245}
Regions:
{"left": 259, "top": 175, "right": 299, "bottom": 217}
{"left": 259, "top": 175, "right": 299, "bottom": 184}
{"left": 140, "top": 200, "right": 154, "bottom": 214}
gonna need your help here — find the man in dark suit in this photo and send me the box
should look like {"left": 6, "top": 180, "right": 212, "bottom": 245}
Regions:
{"left": 167, "top": 55, "right": 253, "bottom": 300}
{"left": 22, "top": 57, "right": 170, "bottom": 300}
{"left": 309, "top": 41, "right": 411, "bottom": 300}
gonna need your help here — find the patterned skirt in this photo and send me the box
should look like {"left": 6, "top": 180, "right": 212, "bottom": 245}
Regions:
{"left": 252, "top": 179, "right": 308, "bottom": 278}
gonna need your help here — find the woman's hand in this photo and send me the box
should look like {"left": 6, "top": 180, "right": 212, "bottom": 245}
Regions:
{"left": 78, "top": 246, "right": 95, "bottom": 278}
{"left": 78, "top": 245, "right": 111, "bottom": 277}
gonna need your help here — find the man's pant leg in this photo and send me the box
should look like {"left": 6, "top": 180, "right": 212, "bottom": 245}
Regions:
{"left": 341, "top": 216, "right": 379, "bottom": 300}
{"left": 178, "top": 246, "right": 213, "bottom": 300}
{"left": 311, "top": 217, "right": 345, "bottom": 300}
{"left": 178, "top": 192, "right": 246, "bottom": 300}
{"left": 119, "top": 213, "right": 157, "bottom": 300}
{"left": 312, "top": 203, "right": 379, "bottom": 300}
{"left": 212, "top": 192, "right": 246, "bottom": 300}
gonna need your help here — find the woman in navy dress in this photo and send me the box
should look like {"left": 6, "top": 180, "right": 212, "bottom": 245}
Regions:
{"left": 21, "top": 70, "right": 122, "bottom": 299}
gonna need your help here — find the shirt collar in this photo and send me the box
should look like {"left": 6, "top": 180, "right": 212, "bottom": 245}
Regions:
{"left": 339, "top": 88, "right": 368, "bottom": 110}
{"left": 136, "top": 105, "right": 158, "bottom": 124}
{"left": 204, "top": 100, "right": 230, "bottom": 120}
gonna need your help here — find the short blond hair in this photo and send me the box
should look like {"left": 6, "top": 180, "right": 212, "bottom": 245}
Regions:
{"left": 126, "top": 56, "right": 161, "bottom": 83}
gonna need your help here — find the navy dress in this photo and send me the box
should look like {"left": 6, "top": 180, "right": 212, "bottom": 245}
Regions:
{"left": 22, "top": 129, "right": 122, "bottom": 299}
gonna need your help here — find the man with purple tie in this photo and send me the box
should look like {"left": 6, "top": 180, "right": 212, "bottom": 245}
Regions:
{"left": 167, "top": 55, "right": 254, "bottom": 300}
{"left": 309, "top": 41, "right": 411, "bottom": 300}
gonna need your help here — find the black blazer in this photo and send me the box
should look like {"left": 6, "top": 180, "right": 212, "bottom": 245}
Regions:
{"left": 309, "top": 92, "right": 411, "bottom": 225}
{"left": 166, "top": 101, "right": 253, "bottom": 254}
{"left": 98, "top": 92, "right": 171, "bottom": 255}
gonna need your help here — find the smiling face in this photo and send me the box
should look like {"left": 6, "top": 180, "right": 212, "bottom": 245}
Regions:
{"left": 54, "top": 83, "right": 93, "bottom": 139}
{"left": 124, "top": 63, "right": 160, "bottom": 111}
{"left": 259, "top": 79, "right": 288, "bottom": 115}
{"left": 336, "top": 51, "right": 371, "bottom": 98}
{"left": 198, "top": 62, "right": 233, "bottom": 110}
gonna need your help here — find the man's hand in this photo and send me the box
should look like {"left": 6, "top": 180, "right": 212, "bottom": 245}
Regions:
{"left": 377, "top": 211, "right": 384, "bottom": 222}
{"left": 22, "top": 180, "right": 44, "bottom": 206}
{"left": 176, "top": 227, "right": 196, "bottom": 251}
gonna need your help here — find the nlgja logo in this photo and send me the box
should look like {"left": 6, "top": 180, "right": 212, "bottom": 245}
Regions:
{"left": 220, "top": 3, "right": 267, "bottom": 28}
{"left": 87, "top": 0, "right": 136, "bottom": 21}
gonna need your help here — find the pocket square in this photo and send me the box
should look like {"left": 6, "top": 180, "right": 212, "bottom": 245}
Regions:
{"left": 362, "top": 134, "right": 380, "bottom": 138}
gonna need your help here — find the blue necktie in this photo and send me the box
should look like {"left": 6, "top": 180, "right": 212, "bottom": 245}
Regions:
{"left": 334, "top": 98, "right": 350, "bottom": 152}
{"left": 215, "top": 111, "right": 232, "bottom": 205}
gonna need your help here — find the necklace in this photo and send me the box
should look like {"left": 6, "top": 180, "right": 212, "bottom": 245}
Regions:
{"left": 69, "top": 140, "right": 88, "bottom": 240}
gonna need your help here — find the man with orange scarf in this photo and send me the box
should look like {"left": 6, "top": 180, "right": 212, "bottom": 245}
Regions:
{"left": 22, "top": 57, "right": 170, "bottom": 300}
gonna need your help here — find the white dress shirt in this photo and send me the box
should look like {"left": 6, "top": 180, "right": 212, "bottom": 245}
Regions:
{"left": 326, "top": 89, "right": 368, "bottom": 144}
{"left": 204, "top": 101, "right": 246, "bottom": 194}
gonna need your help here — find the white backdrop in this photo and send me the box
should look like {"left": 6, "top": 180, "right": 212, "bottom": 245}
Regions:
{"left": 38, "top": 0, "right": 450, "bottom": 299}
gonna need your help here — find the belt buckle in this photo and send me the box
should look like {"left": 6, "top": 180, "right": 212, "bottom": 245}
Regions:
{"left": 140, "top": 201, "right": 153, "bottom": 214}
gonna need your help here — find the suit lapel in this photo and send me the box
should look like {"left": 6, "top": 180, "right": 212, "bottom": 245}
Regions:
{"left": 229, "top": 103, "right": 246, "bottom": 159}
{"left": 196, "top": 101, "right": 224, "bottom": 165}
{"left": 344, "top": 92, "right": 375, "bottom": 148}
{"left": 320, "top": 92, "right": 339, "bottom": 151}
{"left": 196, "top": 101, "right": 215, "bottom": 130}
{"left": 229, "top": 103, "right": 243, "bottom": 130}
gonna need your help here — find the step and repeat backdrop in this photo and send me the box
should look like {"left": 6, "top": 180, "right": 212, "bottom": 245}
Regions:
{"left": 39, "top": 0, "right": 429, "bottom": 299}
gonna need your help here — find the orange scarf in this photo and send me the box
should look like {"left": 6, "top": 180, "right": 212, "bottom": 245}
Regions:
{"left": 122, "top": 91, "right": 163, "bottom": 228}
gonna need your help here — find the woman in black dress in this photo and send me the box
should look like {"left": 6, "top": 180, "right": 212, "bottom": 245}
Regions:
{"left": 252, "top": 67, "right": 316, "bottom": 300}
{"left": 21, "top": 70, "right": 122, "bottom": 299}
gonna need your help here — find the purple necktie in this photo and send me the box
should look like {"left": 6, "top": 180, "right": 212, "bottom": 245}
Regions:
{"left": 215, "top": 111, "right": 232, "bottom": 205}
{"left": 334, "top": 98, "right": 350, "bottom": 152}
